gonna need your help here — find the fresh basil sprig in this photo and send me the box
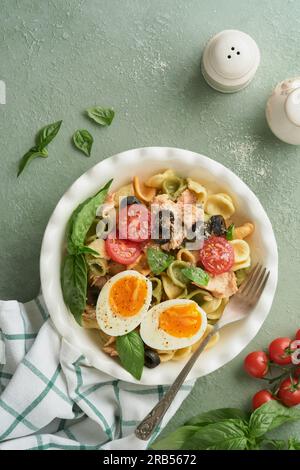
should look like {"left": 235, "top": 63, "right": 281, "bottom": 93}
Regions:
{"left": 152, "top": 401, "right": 300, "bottom": 450}
{"left": 62, "top": 180, "right": 113, "bottom": 324}
{"left": 116, "top": 331, "right": 145, "bottom": 380}
{"left": 86, "top": 106, "right": 115, "bottom": 126}
{"left": 61, "top": 254, "right": 87, "bottom": 325}
{"left": 73, "top": 129, "right": 94, "bottom": 157}
{"left": 147, "top": 247, "right": 174, "bottom": 275}
{"left": 17, "top": 120, "right": 62, "bottom": 177}
{"left": 182, "top": 266, "right": 209, "bottom": 287}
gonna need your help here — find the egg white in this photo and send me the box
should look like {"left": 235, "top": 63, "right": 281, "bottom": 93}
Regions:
{"left": 140, "top": 299, "right": 207, "bottom": 351}
{"left": 96, "top": 270, "right": 152, "bottom": 336}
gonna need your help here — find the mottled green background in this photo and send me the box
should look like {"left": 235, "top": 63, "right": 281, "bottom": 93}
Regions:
{"left": 0, "top": 0, "right": 299, "bottom": 443}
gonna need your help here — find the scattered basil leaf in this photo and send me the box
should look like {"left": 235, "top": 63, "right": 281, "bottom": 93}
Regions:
{"left": 248, "top": 400, "right": 300, "bottom": 439}
{"left": 151, "top": 426, "right": 199, "bottom": 450}
{"left": 226, "top": 223, "right": 235, "bottom": 241}
{"left": 116, "top": 331, "right": 144, "bottom": 380}
{"left": 186, "top": 408, "right": 249, "bottom": 427}
{"left": 70, "top": 179, "right": 113, "bottom": 251}
{"left": 86, "top": 106, "right": 115, "bottom": 126}
{"left": 182, "top": 266, "right": 209, "bottom": 287}
{"left": 187, "top": 419, "right": 249, "bottom": 450}
{"left": 17, "top": 146, "right": 48, "bottom": 177}
{"left": 147, "top": 247, "right": 174, "bottom": 275}
{"left": 73, "top": 129, "right": 94, "bottom": 157}
{"left": 36, "top": 120, "right": 63, "bottom": 149}
{"left": 61, "top": 254, "right": 87, "bottom": 325}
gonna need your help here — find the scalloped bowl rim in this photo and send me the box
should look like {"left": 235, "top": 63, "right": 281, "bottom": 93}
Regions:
{"left": 40, "top": 147, "right": 278, "bottom": 385}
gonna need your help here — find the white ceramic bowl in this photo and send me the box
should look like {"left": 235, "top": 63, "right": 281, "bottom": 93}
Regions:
{"left": 40, "top": 147, "right": 278, "bottom": 385}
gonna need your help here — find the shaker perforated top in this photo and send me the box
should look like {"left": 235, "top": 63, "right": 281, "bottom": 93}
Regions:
{"left": 201, "top": 30, "right": 260, "bottom": 93}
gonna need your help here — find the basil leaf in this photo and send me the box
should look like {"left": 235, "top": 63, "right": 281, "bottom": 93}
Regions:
{"left": 182, "top": 266, "right": 209, "bottom": 287}
{"left": 248, "top": 400, "right": 300, "bottom": 439}
{"left": 116, "top": 331, "right": 144, "bottom": 380}
{"left": 61, "top": 254, "right": 87, "bottom": 325}
{"left": 17, "top": 146, "right": 48, "bottom": 177}
{"left": 147, "top": 247, "right": 174, "bottom": 275}
{"left": 78, "top": 246, "right": 99, "bottom": 256}
{"left": 73, "top": 129, "right": 93, "bottom": 157}
{"left": 86, "top": 106, "right": 115, "bottom": 126}
{"left": 70, "top": 179, "right": 113, "bottom": 250}
{"left": 186, "top": 408, "right": 249, "bottom": 426}
{"left": 287, "top": 437, "right": 300, "bottom": 450}
{"left": 187, "top": 419, "right": 249, "bottom": 450}
{"left": 36, "top": 120, "right": 62, "bottom": 149}
{"left": 151, "top": 426, "right": 199, "bottom": 450}
{"left": 226, "top": 223, "right": 235, "bottom": 241}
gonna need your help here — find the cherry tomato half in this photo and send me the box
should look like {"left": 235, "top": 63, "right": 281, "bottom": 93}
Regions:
{"left": 252, "top": 390, "right": 275, "bottom": 410}
{"left": 105, "top": 236, "right": 141, "bottom": 265}
{"left": 278, "top": 377, "right": 300, "bottom": 407}
{"left": 118, "top": 204, "right": 150, "bottom": 242}
{"left": 244, "top": 351, "right": 269, "bottom": 378}
{"left": 268, "top": 337, "right": 296, "bottom": 365}
{"left": 199, "top": 236, "right": 234, "bottom": 275}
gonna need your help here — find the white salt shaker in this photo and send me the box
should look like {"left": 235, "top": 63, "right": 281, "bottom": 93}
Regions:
{"left": 201, "top": 30, "right": 260, "bottom": 93}
{"left": 266, "top": 78, "right": 300, "bottom": 145}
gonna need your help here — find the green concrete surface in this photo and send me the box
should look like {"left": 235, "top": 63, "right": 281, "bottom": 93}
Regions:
{"left": 1, "top": 0, "right": 300, "bottom": 445}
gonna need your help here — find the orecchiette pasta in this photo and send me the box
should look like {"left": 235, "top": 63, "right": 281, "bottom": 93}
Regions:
{"left": 162, "top": 175, "right": 187, "bottom": 200}
{"left": 176, "top": 248, "right": 196, "bottom": 265}
{"left": 191, "top": 324, "right": 220, "bottom": 352}
{"left": 205, "top": 193, "right": 235, "bottom": 219}
{"left": 145, "top": 169, "right": 176, "bottom": 188}
{"left": 149, "top": 277, "right": 163, "bottom": 305}
{"left": 128, "top": 253, "right": 151, "bottom": 276}
{"left": 86, "top": 255, "right": 108, "bottom": 276}
{"left": 113, "top": 183, "right": 134, "bottom": 207}
{"left": 172, "top": 346, "right": 192, "bottom": 361}
{"left": 133, "top": 176, "right": 156, "bottom": 202}
{"left": 186, "top": 178, "right": 208, "bottom": 205}
{"left": 161, "top": 273, "right": 187, "bottom": 299}
{"left": 167, "top": 260, "right": 190, "bottom": 288}
{"left": 230, "top": 239, "right": 250, "bottom": 263}
{"left": 87, "top": 238, "right": 110, "bottom": 260}
{"left": 234, "top": 222, "right": 254, "bottom": 240}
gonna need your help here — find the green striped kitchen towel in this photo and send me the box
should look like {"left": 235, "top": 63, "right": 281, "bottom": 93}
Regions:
{"left": 0, "top": 296, "right": 194, "bottom": 450}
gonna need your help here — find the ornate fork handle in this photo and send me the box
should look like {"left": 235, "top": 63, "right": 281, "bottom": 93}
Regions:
{"left": 135, "top": 326, "right": 218, "bottom": 441}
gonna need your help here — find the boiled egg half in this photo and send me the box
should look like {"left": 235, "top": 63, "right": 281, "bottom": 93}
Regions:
{"left": 96, "top": 270, "right": 152, "bottom": 336}
{"left": 140, "top": 299, "right": 207, "bottom": 351}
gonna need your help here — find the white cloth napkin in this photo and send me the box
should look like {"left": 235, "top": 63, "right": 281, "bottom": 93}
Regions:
{"left": 0, "top": 296, "right": 193, "bottom": 450}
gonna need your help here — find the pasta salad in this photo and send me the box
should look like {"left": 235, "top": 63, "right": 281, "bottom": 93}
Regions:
{"left": 61, "top": 169, "right": 254, "bottom": 379}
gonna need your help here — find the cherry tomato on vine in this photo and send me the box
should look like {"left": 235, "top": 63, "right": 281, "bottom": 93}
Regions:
{"left": 278, "top": 377, "right": 300, "bottom": 407}
{"left": 199, "top": 236, "right": 234, "bottom": 275}
{"left": 294, "top": 367, "right": 300, "bottom": 379}
{"left": 244, "top": 351, "right": 269, "bottom": 378}
{"left": 295, "top": 329, "right": 300, "bottom": 341}
{"left": 252, "top": 390, "right": 275, "bottom": 410}
{"left": 268, "top": 337, "right": 296, "bottom": 365}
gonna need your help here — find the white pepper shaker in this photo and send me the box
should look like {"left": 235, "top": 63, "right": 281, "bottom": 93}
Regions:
{"left": 201, "top": 30, "right": 260, "bottom": 93}
{"left": 266, "top": 77, "right": 300, "bottom": 145}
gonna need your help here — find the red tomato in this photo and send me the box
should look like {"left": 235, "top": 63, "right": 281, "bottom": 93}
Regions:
{"left": 294, "top": 367, "right": 300, "bottom": 379}
{"left": 278, "top": 377, "right": 300, "bottom": 407}
{"left": 295, "top": 329, "right": 300, "bottom": 341}
{"left": 105, "top": 236, "right": 141, "bottom": 265}
{"left": 118, "top": 205, "right": 150, "bottom": 242}
{"left": 268, "top": 337, "right": 296, "bottom": 365}
{"left": 252, "top": 390, "right": 275, "bottom": 410}
{"left": 199, "top": 236, "right": 234, "bottom": 275}
{"left": 244, "top": 351, "right": 269, "bottom": 378}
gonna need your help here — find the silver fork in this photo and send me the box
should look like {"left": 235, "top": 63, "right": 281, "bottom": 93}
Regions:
{"left": 135, "top": 263, "right": 270, "bottom": 441}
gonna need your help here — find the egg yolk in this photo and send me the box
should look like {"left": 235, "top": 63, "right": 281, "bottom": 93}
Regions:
{"left": 109, "top": 276, "right": 148, "bottom": 317}
{"left": 159, "top": 303, "right": 201, "bottom": 338}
